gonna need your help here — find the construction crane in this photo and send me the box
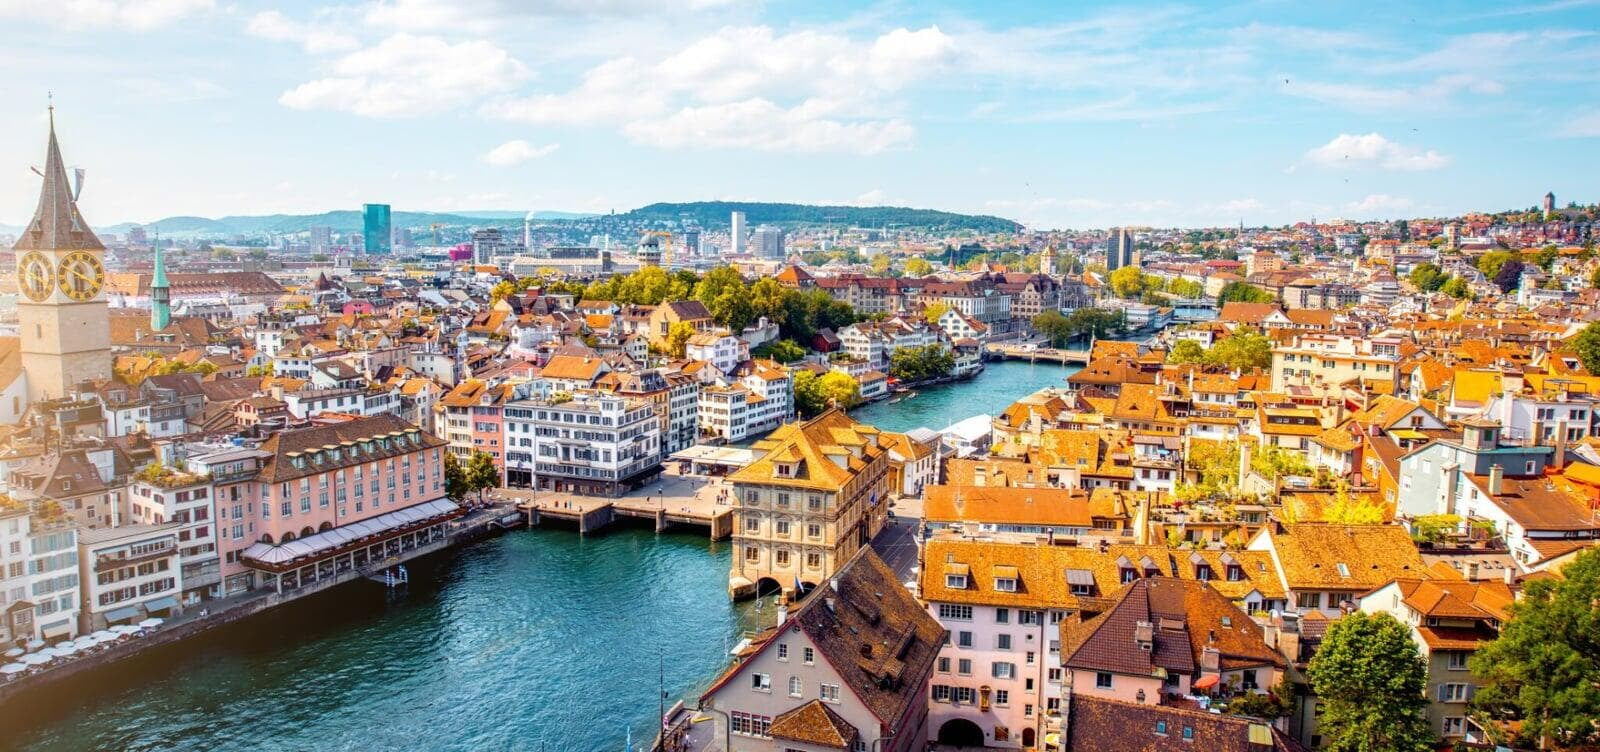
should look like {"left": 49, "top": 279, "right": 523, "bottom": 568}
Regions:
{"left": 638, "top": 230, "right": 674, "bottom": 268}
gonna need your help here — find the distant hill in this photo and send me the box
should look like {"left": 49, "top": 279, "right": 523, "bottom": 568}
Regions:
{"left": 97, "top": 210, "right": 593, "bottom": 237}
{"left": 619, "top": 201, "right": 1022, "bottom": 233}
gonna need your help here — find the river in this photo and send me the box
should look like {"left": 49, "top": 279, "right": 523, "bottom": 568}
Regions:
{"left": 1, "top": 359, "right": 1077, "bottom": 752}
{"left": 851, "top": 358, "right": 1081, "bottom": 433}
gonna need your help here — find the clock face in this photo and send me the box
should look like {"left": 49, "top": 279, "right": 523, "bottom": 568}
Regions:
{"left": 18, "top": 252, "right": 54, "bottom": 302}
{"left": 56, "top": 251, "right": 105, "bottom": 302}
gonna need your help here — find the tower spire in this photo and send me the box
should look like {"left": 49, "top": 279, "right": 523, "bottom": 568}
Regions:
{"left": 151, "top": 242, "right": 172, "bottom": 331}
{"left": 16, "top": 102, "right": 102, "bottom": 252}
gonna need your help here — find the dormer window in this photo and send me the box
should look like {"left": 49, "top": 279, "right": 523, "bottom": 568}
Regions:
{"left": 994, "top": 578, "right": 1018, "bottom": 592}
{"left": 1336, "top": 562, "right": 1351, "bottom": 578}
{"left": 1226, "top": 565, "right": 1243, "bottom": 581}
{"left": 1196, "top": 565, "right": 1214, "bottom": 581}
{"left": 946, "top": 574, "right": 968, "bottom": 589}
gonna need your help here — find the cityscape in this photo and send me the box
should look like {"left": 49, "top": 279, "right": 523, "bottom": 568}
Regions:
{"left": 2, "top": 2, "right": 1600, "bottom": 752}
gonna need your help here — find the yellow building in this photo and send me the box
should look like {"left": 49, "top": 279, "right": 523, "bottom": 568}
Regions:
{"left": 727, "top": 408, "right": 890, "bottom": 600}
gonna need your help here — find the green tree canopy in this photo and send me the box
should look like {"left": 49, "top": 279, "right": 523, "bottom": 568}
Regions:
{"left": 1407, "top": 262, "right": 1447, "bottom": 292}
{"left": 904, "top": 257, "right": 933, "bottom": 276}
{"left": 465, "top": 451, "right": 500, "bottom": 502}
{"left": 1470, "top": 547, "right": 1600, "bottom": 748}
{"left": 1476, "top": 250, "right": 1515, "bottom": 280}
{"left": 1217, "top": 281, "right": 1276, "bottom": 304}
{"left": 1109, "top": 266, "right": 1146, "bottom": 299}
{"left": 1308, "top": 612, "right": 1434, "bottom": 752}
{"left": 1205, "top": 329, "right": 1274, "bottom": 371}
{"left": 793, "top": 370, "right": 862, "bottom": 416}
{"left": 1166, "top": 339, "right": 1206, "bottom": 364}
{"left": 1440, "top": 277, "right": 1470, "bottom": 299}
{"left": 888, "top": 343, "right": 955, "bottom": 382}
{"left": 752, "top": 339, "right": 806, "bottom": 363}
{"left": 923, "top": 301, "right": 952, "bottom": 326}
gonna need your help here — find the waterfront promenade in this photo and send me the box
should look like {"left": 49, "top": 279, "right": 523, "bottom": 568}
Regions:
{"left": 509, "top": 466, "right": 736, "bottom": 539}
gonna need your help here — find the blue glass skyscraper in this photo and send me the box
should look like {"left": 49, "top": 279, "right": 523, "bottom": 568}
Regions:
{"left": 363, "top": 203, "right": 392, "bottom": 254}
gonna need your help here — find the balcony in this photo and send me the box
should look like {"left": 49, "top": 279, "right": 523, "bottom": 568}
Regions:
{"left": 96, "top": 542, "right": 177, "bottom": 571}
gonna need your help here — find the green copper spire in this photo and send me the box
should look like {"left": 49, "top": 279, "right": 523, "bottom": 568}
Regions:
{"left": 150, "top": 242, "right": 171, "bottom": 331}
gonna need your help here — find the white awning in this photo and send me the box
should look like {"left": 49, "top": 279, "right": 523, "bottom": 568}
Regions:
{"left": 240, "top": 498, "right": 459, "bottom": 567}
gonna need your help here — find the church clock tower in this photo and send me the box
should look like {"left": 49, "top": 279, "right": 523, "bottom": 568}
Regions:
{"left": 15, "top": 107, "right": 110, "bottom": 403}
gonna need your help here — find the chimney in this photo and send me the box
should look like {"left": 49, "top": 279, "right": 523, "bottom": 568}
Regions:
{"left": 1201, "top": 646, "right": 1221, "bottom": 673}
{"left": 1554, "top": 420, "right": 1568, "bottom": 470}
{"left": 776, "top": 603, "right": 788, "bottom": 626}
{"left": 1488, "top": 464, "right": 1503, "bottom": 496}
{"left": 1503, "top": 567, "right": 1515, "bottom": 585}
{"left": 1134, "top": 620, "right": 1154, "bottom": 650}
{"left": 973, "top": 465, "right": 987, "bottom": 487}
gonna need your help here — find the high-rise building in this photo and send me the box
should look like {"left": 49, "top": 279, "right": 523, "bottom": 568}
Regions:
{"left": 309, "top": 225, "right": 332, "bottom": 253}
{"left": 730, "top": 211, "right": 747, "bottom": 255}
{"left": 15, "top": 108, "right": 111, "bottom": 403}
{"left": 681, "top": 229, "right": 701, "bottom": 258}
{"left": 752, "top": 225, "right": 784, "bottom": 258}
{"left": 1544, "top": 191, "right": 1556, "bottom": 220}
{"left": 471, "top": 228, "right": 506, "bottom": 264}
{"left": 362, "top": 203, "right": 392, "bottom": 254}
{"left": 127, "top": 225, "right": 148, "bottom": 245}
{"left": 1106, "top": 227, "right": 1134, "bottom": 271}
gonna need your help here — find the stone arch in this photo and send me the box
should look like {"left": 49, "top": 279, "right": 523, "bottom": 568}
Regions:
{"left": 937, "top": 718, "right": 985, "bottom": 748}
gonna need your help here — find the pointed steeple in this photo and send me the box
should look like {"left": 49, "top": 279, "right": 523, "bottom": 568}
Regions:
{"left": 16, "top": 104, "right": 102, "bottom": 252}
{"left": 151, "top": 242, "right": 171, "bottom": 331}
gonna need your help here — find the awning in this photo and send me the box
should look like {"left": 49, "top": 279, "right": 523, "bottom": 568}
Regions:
{"left": 104, "top": 605, "right": 142, "bottom": 624}
{"left": 1193, "top": 675, "right": 1220, "bottom": 691}
{"left": 240, "top": 498, "right": 460, "bottom": 567}
{"left": 144, "top": 596, "right": 180, "bottom": 613}
{"left": 40, "top": 622, "right": 73, "bottom": 639}
{"left": 1065, "top": 569, "right": 1096, "bottom": 586}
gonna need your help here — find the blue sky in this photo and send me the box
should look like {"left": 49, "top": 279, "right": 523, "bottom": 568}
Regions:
{"left": 2, "top": 0, "right": 1597, "bottom": 230}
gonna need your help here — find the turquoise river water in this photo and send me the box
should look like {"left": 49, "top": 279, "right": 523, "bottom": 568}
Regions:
{"left": 0, "top": 359, "right": 1077, "bottom": 752}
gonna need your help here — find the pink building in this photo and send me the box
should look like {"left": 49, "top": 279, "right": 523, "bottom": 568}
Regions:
{"left": 237, "top": 414, "right": 460, "bottom": 593}
{"left": 187, "top": 446, "right": 273, "bottom": 596}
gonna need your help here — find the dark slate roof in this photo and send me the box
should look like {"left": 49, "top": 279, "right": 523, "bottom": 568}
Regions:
{"left": 14, "top": 111, "right": 103, "bottom": 252}
{"left": 1063, "top": 695, "right": 1308, "bottom": 751}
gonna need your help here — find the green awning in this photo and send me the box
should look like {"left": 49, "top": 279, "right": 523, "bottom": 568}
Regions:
{"left": 104, "top": 605, "right": 142, "bottom": 624}
{"left": 144, "top": 596, "right": 180, "bottom": 614}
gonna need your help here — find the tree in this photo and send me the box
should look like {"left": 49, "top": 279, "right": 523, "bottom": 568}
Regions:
{"left": 1168, "top": 278, "right": 1205, "bottom": 298}
{"left": 443, "top": 452, "right": 471, "bottom": 502}
{"left": 793, "top": 370, "right": 862, "bottom": 416}
{"left": 1205, "top": 330, "right": 1274, "bottom": 371}
{"left": 1407, "top": 262, "right": 1447, "bottom": 292}
{"left": 904, "top": 257, "right": 933, "bottom": 276}
{"left": 1440, "top": 277, "right": 1470, "bottom": 299}
{"left": 1476, "top": 250, "right": 1515, "bottom": 279}
{"left": 1217, "top": 281, "right": 1275, "bottom": 304}
{"left": 1176, "top": 440, "right": 1240, "bottom": 501}
{"left": 1533, "top": 245, "right": 1559, "bottom": 271}
{"left": 1166, "top": 339, "right": 1206, "bottom": 364}
{"left": 1226, "top": 683, "right": 1293, "bottom": 720}
{"left": 1410, "top": 514, "right": 1461, "bottom": 545}
{"left": 1251, "top": 445, "right": 1313, "bottom": 484}
{"left": 1109, "top": 266, "right": 1146, "bottom": 299}
{"left": 1493, "top": 259, "right": 1524, "bottom": 292}
{"left": 870, "top": 254, "right": 892, "bottom": 275}
{"left": 888, "top": 344, "right": 955, "bottom": 382}
{"left": 748, "top": 277, "right": 787, "bottom": 325}
{"left": 489, "top": 279, "right": 517, "bottom": 303}
{"left": 663, "top": 321, "right": 697, "bottom": 359}
{"left": 752, "top": 339, "right": 806, "bottom": 363}
{"left": 923, "top": 301, "right": 951, "bottom": 326}
{"left": 1580, "top": 322, "right": 1600, "bottom": 377}
{"left": 464, "top": 451, "right": 500, "bottom": 503}
{"left": 1307, "top": 612, "right": 1434, "bottom": 752}
{"left": 1470, "top": 547, "right": 1600, "bottom": 748}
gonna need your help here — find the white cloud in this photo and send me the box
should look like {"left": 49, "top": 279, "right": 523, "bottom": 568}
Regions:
{"left": 279, "top": 33, "right": 530, "bottom": 117}
{"left": 623, "top": 99, "right": 915, "bottom": 154}
{"left": 1286, "top": 74, "right": 1503, "bottom": 111}
{"left": 362, "top": 0, "right": 739, "bottom": 32}
{"left": 247, "top": 11, "right": 360, "bottom": 53}
{"left": 1345, "top": 194, "right": 1414, "bottom": 214}
{"left": 482, "top": 139, "right": 559, "bottom": 166}
{"left": 1561, "top": 110, "right": 1600, "bottom": 137}
{"left": 0, "top": 0, "right": 212, "bottom": 29}
{"left": 1301, "top": 133, "right": 1451, "bottom": 171}
{"left": 489, "top": 25, "right": 953, "bottom": 153}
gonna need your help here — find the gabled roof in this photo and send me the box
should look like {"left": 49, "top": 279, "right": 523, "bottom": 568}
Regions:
{"left": 769, "top": 700, "right": 858, "bottom": 749}
{"left": 1255, "top": 523, "right": 1425, "bottom": 591}
{"left": 14, "top": 110, "right": 102, "bottom": 252}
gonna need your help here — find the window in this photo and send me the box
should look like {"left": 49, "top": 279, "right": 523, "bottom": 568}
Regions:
{"left": 1446, "top": 651, "right": 1469, "bottom": 670}
{"left": 788, "top": 676, "right": 802, "bottom": 697}
{"left": 1095, "top": 672, "right": 1113, "bottom": 689}
{"left": 957, "top": 658, "right": 972, "bottom": 675}
{"left": 994, "top": 577, "right": 1017, "bottom": 592}
{"left": 776, "top": 643, "right": 788, "bottom": 661}
{"left": 1018, "top": 610, "right": 1041, "bottom": 626}
{"left": 1182, "top": 726, "right": 1194, "bottom": 741}
{"left": 775, "top": 520, "right": 790, "bottom": 536}
{"left": 992, "top": 662, "right": 1016, "bottom": 679}
{"left": 751, "top": 673, "right": 771, "bottom": 692}
{"left": 932, "top": 685, "right": 952, "bottom": 702}
{"left": 995, "top": 607, "right": 1009, "bottom": 624}
{"left": 957, "top": 631, "right": 973, "bottom": 648}
{"left": 1441, "top": 717, "right": 1465, "bottom": 736}
{"left": 994, "top": 689, "right": 1009, "bottom": 706}
{"left": 938, "top": 604, "right": 973, "bottom": 621}
{"left": 819, "top": 683, "right": 840, "bottom": 702}
{"left": 1439, "top": 683, "right": 1469, "bottom": 702}
{"left": 996, "top": 634, "right": 1012, "bottom": 650}
{"left": 803, "top": 647, "right": 814, "bottom": 664}
{"left": 1296, "top": 591, "right": 1323, "bottom": 610}
{"left": 937, "top": 657, "right": 950, "bottom": 673}
{"left": 1156, "top": 721, "right": 1167, "bottom": 735}
{"left": 730, "top": 711, "right": 771, "bottom": 738}
{"left": 945, "top": 574, "right": 968, "bottom": 589}
{"left": 954, "top": 687, "right": 976, "bottom": 704}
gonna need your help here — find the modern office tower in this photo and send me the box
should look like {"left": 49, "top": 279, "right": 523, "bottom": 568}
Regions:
{"left": 681, "top": 229, "right": 701, "bottom": 258}
{"left": 730, "top": 211, "right": 747, "bottom": 255}
{"left": 471, "top": 228, "right": 506, "bottom": 264}
{"left": 363, "top": 204, "right": 392, "bottom": 254}
{"left": 752, "top": 225, "right": 784, "bottom": 258}
{"left": 309, "top": 226, "right": 332, "bottom": 253}
{"left": 1106, "top": 227, "right": 1134, "bottom": 271}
